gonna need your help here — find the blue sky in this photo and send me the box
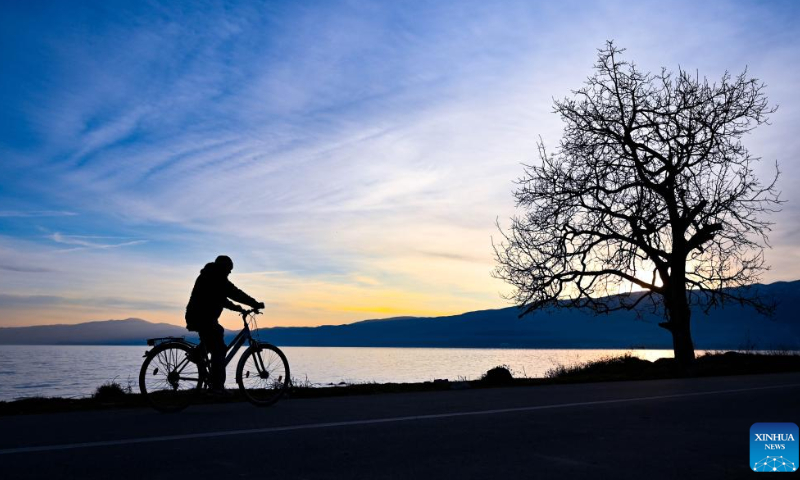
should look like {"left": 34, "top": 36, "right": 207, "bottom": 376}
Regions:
{"left": 1, "top": 0, "right": 799, "bottom": 328}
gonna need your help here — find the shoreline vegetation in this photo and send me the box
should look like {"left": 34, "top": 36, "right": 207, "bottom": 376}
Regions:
{"left": 1, "top": 351, "right": 798, "bottom": 416}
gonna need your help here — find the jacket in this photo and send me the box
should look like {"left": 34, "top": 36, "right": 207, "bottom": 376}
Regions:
{"left": 185, "top": 262, "right": 259, "bottom": 330}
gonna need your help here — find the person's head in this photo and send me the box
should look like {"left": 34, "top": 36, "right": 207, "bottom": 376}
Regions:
{"left": 214, "top": 255, "right": 233, "bottom": 276}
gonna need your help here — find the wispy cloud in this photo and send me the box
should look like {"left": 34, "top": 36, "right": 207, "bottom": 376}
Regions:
{"left": 0, "top": 264, "right": 54, "bottom": 273}
{"left": 49, "top": 233, "right": 147, "bottom": 251}
{"left": 0, "top": 293, "right": 177, "bottom": 311}
{"left": 0, "top": 211, "right": 77, "bottom": 218}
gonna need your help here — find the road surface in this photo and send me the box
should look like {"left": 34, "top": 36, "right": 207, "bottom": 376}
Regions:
{"left": 1, "top": 373, "right": 798, "bottom": 479}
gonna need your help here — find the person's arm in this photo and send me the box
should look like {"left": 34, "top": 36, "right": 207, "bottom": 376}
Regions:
{"left": 222, "top": 298, "right": 245, "bottom": 312}
{"left": 224, "top": 280, "right": 263, "bottom": 310}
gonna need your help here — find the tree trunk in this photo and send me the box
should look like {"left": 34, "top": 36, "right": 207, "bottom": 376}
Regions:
{"left": 669, "top": 313, "right": 695, "bottom": 366}
{"left": 662, "top": 239, "right": 696, "bottom": 366}
{"left": 661, "top": 295, "right": 696, "bottom": 367}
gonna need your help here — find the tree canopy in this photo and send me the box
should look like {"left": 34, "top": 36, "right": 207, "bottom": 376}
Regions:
{"left": 493, "top": 42, "right": 781, "bottom": 363}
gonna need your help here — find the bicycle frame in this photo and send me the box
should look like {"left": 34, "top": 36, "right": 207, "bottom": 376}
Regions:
{"left": 221, "top": 321, "right": 255, "bottom": 367}
{"left": 193, "top": 309, "right": 263, "bottom": 371}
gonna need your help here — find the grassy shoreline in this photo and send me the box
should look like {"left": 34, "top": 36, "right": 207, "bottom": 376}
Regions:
{"left": 1, "top": 351, "right": 798, "bottom": 416}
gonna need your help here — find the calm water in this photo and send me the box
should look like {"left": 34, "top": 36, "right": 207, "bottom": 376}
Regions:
{"left": 0, "top": 345, "right": 688, "bottom": 401}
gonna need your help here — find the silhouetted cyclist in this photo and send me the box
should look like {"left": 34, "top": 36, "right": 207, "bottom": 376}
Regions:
{"left": 185, "top": 255, "right": 264, "bottom": 395}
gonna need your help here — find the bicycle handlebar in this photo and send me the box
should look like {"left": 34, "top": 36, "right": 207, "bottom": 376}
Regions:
{"left": 240, "top": 308, "right": 262, "bottom": 328}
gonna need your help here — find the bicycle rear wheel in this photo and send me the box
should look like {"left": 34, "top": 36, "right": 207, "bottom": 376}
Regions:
{"left": 236, "top": 343, "right": 290, "bottom": 406}
{"left": 139, "top": 342, "right": 204, "bottom": 412}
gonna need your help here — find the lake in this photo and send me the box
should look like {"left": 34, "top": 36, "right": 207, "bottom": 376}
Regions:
{"left": 0, "top": 345, "right": 693, "bottom": 401}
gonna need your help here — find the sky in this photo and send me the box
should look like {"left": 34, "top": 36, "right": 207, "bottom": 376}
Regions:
{"left": 1, "top": 0, "right": 799, "bottom": 329}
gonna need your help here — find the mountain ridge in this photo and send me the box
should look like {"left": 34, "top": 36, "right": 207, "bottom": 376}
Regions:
{"left": 0, "top": 280, "right": 798, "bottom": 349}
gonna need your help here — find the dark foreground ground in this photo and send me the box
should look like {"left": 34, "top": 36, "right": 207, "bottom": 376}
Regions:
{"left": 0, "top": 372, "right": 798, "bottom": 479}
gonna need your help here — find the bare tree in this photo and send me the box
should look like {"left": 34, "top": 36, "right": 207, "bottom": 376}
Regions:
{"left": 493, "top": 42, "right": 781, "bottom": 365}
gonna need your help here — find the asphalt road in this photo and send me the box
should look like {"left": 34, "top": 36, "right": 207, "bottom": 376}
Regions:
{"left": 1, "top": 373, "right": 798, "bottom": 479}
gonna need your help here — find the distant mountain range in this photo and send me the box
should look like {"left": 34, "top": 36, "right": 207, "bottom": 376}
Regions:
{"left": 1, "top": 280, "right": 798, "bottom": 349}
{"left": 0, "top": 318, "right": 202, "bottom": 345}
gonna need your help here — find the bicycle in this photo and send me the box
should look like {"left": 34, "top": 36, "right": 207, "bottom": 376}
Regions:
{"left": 139, "top": 308, "right": 290, "bottom": 412}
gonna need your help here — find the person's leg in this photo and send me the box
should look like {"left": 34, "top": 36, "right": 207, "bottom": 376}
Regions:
{"left": 199, "top": 324, "right": 226, "bottom": 391}
{"left": 210, "top": 324, "right": 226, "bottom": 390}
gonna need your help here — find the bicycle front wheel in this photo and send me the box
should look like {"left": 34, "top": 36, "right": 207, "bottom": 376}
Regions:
{"left": 139, "top": 342, "right": 204, "bottom": 413}
{"left": 236, "top": 343, "right": 290, "bottom": 406}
